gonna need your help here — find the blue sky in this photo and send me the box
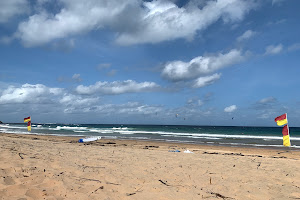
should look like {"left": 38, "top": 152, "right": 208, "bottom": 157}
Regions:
{"left": 0, "top": 0, "right": 300, "bottom": 126}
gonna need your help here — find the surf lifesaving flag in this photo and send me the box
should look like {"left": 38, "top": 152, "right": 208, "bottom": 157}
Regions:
{"left": 282, "top": 125, "right": 291, "bottom": 147}
{"left": 24, "top": 116, "right": 31, "bottom": 131}
{"left": 274, "top": 113, "right": 288, "bottom": 126}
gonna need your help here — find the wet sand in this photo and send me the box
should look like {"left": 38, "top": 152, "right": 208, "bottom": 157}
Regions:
{"left": 0, "top": 133, "right": 300, "bottom": 200}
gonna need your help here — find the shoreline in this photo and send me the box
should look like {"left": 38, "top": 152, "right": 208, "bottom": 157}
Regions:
{"left": 1, "top": 131, "right": 300, "bottom": 152}
{"left": 2, "top": 123, "right": 300, "bottom": 151}
{"left": 1, "top": 132, "right": 300, "bottom": 199}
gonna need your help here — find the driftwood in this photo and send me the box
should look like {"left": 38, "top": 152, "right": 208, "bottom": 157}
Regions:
{"left": 18, "top": 153, "right": 25, "bottom": 159}
{"left": 158, "top": 179, "right": 171, "bottom": 186}
{"left": 210, "top": 192, "right": 235, "bottom": 199}
{"left": 126, "top": 193, "right": 136, "bottom": 196}
{"left": 77, "top": 177, "right": 102, "bottom": 183}
{"left": 89, "top": 186, "right": 104, "bottom": 196}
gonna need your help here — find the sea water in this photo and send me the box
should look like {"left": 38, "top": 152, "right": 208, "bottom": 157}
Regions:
{"left": 1, "top": 123, "right": 300, "bottom": 149}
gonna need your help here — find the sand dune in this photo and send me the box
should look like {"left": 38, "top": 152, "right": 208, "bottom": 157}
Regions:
{"left": 0, "top": 133, "right": 300, "bottom": 200}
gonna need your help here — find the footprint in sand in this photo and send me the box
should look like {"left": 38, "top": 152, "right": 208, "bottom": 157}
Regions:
{"left": 0, "top": 184, "right": 28, "bottom": 198}
{"left": 3, "top": 176, "right": 16, "bottom": 185}
{"left": 25, "top": 188, "right": 45, "bottom": 199}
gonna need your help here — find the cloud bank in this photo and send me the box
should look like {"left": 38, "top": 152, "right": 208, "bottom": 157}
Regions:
{"left": 7, "top": 0, "right": 257, "bottom": 47}
{"left": 193, "top": 73, "right": 221, "bottom": 88}
{"left": 224, "top": 105, "right": 237, "bottom": 112}
{"left": 0, "top": 0, "right": 29, "bottom": 23}
{"left": 0, "top": 84, "right": 63, "bottom": 104}
{"left": 76, "top": 80, "right": 160, "bottom": 95}
{"left": 237, "top": 30, "right": 257, "bottom": 42}
{"left": 161, "top": 49, "right": 246, "bottom": 82}
{"left": 265, "top": 44, "right": 283, "bottom": 55}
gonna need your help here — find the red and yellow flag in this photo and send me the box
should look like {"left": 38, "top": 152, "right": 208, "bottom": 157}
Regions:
{"left": 24, "top": 116, "right": 31, "bottom": 131}
{"left": 24, "top": 116, "right": 31, "bottom": 122}
{"left": 27, "top": 121, "right": 31, "bottom": 131}
{"left": 282, "top": 125, "right": 291, "bottom": 147}
{"left": 274, "top": 113, "right": 288, "bottom": 126}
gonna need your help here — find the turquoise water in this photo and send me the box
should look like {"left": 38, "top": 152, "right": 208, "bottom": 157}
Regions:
{"left": 1, "top": 123, "right": 300, "bottom": 149}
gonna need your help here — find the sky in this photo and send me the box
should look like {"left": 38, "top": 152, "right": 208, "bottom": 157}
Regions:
{"left": 0, "top": 0, "right": 300, "bottom": 126}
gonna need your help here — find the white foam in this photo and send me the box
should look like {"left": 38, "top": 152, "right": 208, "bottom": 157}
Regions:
{"left": 53, "top": 126, "right": 88, "bottom": 131}
{"left": 119, "top": 131, "right": 135, "bottom": 135}
{"left": 0, "top": 124, "right": 26, "bottom": 129}
{"left": 112, "top": 127, "right": 129, "bottom": 130}
{"left": 140, "top": 131, "right": 300, "bottom": 141}
{"left": 88, "top": 128, "right": 114, "bottom": 133}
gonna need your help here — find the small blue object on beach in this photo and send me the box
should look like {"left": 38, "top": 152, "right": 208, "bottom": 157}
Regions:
{"left": 78, "top": 139, "right": 84, "bottom": 143}
{"left": 168, "top": 150, "right": 180, "bottom": 152}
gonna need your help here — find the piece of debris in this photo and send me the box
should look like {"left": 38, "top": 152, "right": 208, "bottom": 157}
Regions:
{"left": 126, "top": 193, "right": 136, "bottom": 196}
{"left": 169, "top": 150, "right": 180, "bottom": 152}
{"left": 184, "top": 150, "right": 194, "bottom": 153}
{"left": 159, "top": 179, "right": 171, "bottom": 186}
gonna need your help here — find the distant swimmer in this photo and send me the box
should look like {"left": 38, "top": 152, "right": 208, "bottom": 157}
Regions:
{"left": 232, "top": 117, "right": 234, "bottom": 120}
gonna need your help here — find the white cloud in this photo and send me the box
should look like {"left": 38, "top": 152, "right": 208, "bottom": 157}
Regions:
{"left": 76, "top": 80, "right": 160, "bottom": 95}
{"left": 224, "top": 105, "right": 237, "bottom": 112}
{"left": 162, "top": 49, "right": 246, "bottom": 82}
{"left": 198, "top": 100, "right": 204, "bottom": 106}
{"left": 60, "top": 94, "right": 97, "bottom": 106}
{"left": 72, "top": 74, "right": 82, "bottom": 82}
{"left": 0, "top": 0, "right": 29, "bottom": 23}
{"left": 117, "top": 102, "right": 162, "bottom": 115}
{"left": 14, "top": 0, "right": 138, "bottom": 47}
{"left": 59, "top": 94, "right": 99, "bottom": 113}
{"left": 253, "top": 97, "right": 277, "bottom": 110}
{"left": 272, "top": 0, "right": 285, "bottom": 5}
{"left": 11, "top": 0, "right": 257, "bottom": 47}
{"left": 57, "top": 73, "right": 82, "bottom": 83}
{"left": 237, "top": 30, "right": 256, "bottom": 42}
{"left": 259, "top": 97, "right": 276, "bottom": 104}
{"left": 254, "top": 97, "right": 278, "bottom": 119}
{"left": 193, "top": 73, "right": 221, "bottom": 88}
{"left": 267, "top": 19, "right": 286, "bottom": 26}
{"left": 0, "top": 84, "right": 63, "bottom": 104}
{"left": 264, "top": 44, "right": 283, "bottom": 55}
{"left": 116, "top": 0, "right": 257, "bottom": 45}
{"left": 67, "top": 101, "right": 163, "bottom": 116}
{"left": 287, "top": 43, "right": 300, "bottom": 52}
{"left": 187, "top": 98, "right": 204, "bottom": 107}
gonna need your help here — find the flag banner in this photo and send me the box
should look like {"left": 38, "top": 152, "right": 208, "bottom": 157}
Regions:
{"left": 282, "top": 125, "right": 289, "bottom": 136}
{"left": 274, "top": 113, "right": 288, "bottom": 126}
{"left": 27, "top": 121, "right": 31, "bottom": 131}
{"left": 282, "top": 125, "right": 291, "bottom": 147}
{"left": 24, "top": 116, "right": 31, "bottom": 131}
{"left": 24, "top": 116, "right": 31, "bottom": 122}
{"left": 283, "top": 135, "right": 291, "bottom": 146}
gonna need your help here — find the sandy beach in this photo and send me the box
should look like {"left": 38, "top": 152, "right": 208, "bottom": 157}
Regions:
{"left": 0, "top": 133, "right": 300, "bottom": 200}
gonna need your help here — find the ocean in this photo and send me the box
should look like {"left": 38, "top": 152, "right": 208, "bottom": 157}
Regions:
{"left": 1, "top": 123, "right": 300, "bottom": 149}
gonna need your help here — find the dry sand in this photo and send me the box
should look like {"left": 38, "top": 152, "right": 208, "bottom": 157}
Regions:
{"left": 0, "top": 133, "right": 300, "bottom": 200}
